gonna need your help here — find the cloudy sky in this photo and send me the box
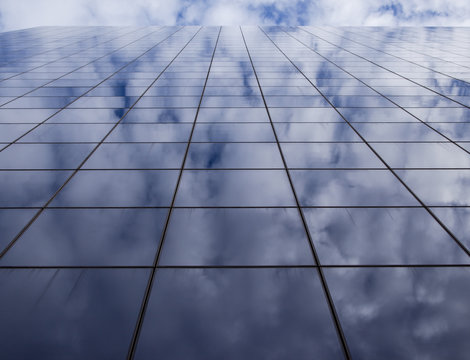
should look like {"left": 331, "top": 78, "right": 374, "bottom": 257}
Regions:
{"left": 1, "top": 0, "right": 470, "bottom": 32}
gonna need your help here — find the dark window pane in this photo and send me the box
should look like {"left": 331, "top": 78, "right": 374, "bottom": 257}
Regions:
{"left": 106, "top": 124, "right": 192, "bottom": 142}
{"left": 275, "top": 123, "right": 360, "bottom": 141}
{"left": 192, "top": 123, "right": 275, "bottom": 142}
{"left": 19, "top": 124, "right": 113, "bottom": 142}
{"left": 397, "top": 170, "right": 470, "bottom": 206}
{"left": 0, "top": 268, "right": 150, "bottom": 359}
{"left": 51, "top": 170, "right": 178, "bottom": 206}
{"left": 282, "top": 143, "right": 383, "bottom": 168}
{"left": 0, "top": 171, "right": 71, "bottom": 207}
{"left": 1, "top": 208, "right": 168, "bottom": 266}
{"left": 304, "top": 208, "right": 468, "bottom": 265}
{"left": 0, "top": 209, "right": 36, "bottom": 252}
{"left": 136, "top": 268, "right": 343, "bottom": 359}
{"left": 197, "top": 108, "right": 269, "bottom": 122}
{"left": 175, "top": 170, "right": 296, "bottom": 206}
{"left": 373, "top": 142, "right": 470, "bottom": 168}
{"left": 186, "top": 143, "right": 283, "bottom": 168}
{"left": 325, "top": 267, "right": 470, "bottom": 360}
{"left": 291, "top": 170, "right": 417, "bottom": 206}
{"left": 84, "top": 143, "right": 186, "bottom": 169}
{"left": 432, "top": 207, "right": 470, "bottom": 251}
{"left": 161, "top": 208, "right": 313, "bottom": 265}
{"left": 0, "top": 143, "right": 94, "bottom": 169}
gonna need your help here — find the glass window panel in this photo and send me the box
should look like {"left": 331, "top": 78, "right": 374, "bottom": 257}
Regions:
{"left": 0, "top": 170, "right": 71, "bottom": 207}
{"left": 192, "top": 123, "right": 275, "bottom": 142}
{"left": 0, "top": 124, "right": 36, "bottom": 142}
{"left": 146, "top": 86, "right": 204, "bottom": 96}
{"left": 304, "top": 207, "right": 468, "bottom": 265}
{"left": 204, "top": 86, "right": 260, "bottom": 96}
{"left": 432, "top": 207, "right": 470, "bottom": 251}
{"left": 269, "top": 108, "right": 343, "bottom": 123}
{"left": 197, "top": 108, "right": 269, "bottom": 123}
{"left": 201, "top": 96, "right": 264, "bottom": 107}
{"left": 106, "top": 124, "right": 192, "bottom": 142}
{"left": 175, "top": 170, "right": 296, "bottom": 206}
{"left": 19, "top": 124, "right": 113, "bottom": 142}
{"left": 135, "top": 268, "right": 343, "bottom": 359}
{"left": 340, "top": 108, "right": 419, "bottom": 123}
{"left": 0, "top": 268, "right": 150, "bottom": 359}
{"left": 397, "top": 170, "right": 470, "bottom": 206}
{"left": 291, "top": 170, "right": 418, "bottom": 206}
{"left": 46, "top": 108, "right": 126, "bottom": 123}
{"left": 388, "top": 95, "right": 461, "bottom": 107}
{"left": 69, "top": 96, "right": 139, "bottom": 108}
{"left": 353, "top": 123, "right": 444, "bottom": 141}
{"left": 325, "top": 267, "right": 470, "bottom": 360}
{"left": 265, "top": 95, "right": 330, "bottom": 107}
{"left": 122, "top": 108, "right": 196, "bottom": 123}
{"left": 51, "top": 170, "right": 178, "bottom": 207}
{"left": 0, "top": 109, "right": 56, "bottom": 123}
{"left": 0, "top": 209, "right": 36, "bottom": 253}
{"left": 1, "top": 208, "right": 168, "bottom": 266}
{"left": 281, "top": 143, "right": 384, "bottom": 168}
{"left": 430, "top": 123, "right": 470, "bottom": 141}
{"left": 0, "top": 143, "right": 94, "bottom": 169}
{"left": 3, "top": 96, "right": 75, "bottom": 108}
{"left": 85, "top": 86, "right": 147, "bottom": 96}
{"left": 186, "top": 143, "right": 283, "bottom": 168}
{"left": 328, "top": 95, "right": 394, "bottom": 107}
{"left": 84, "top": 143, "right": 186, "bottom": 169}
{"left": 275, "top": 123, "right": 360, "bottom": 142}
{"left": 406, "top": 108, "right": 470, "bottom": 123}
{"left": 160, "top": 208, "right": 313, "bottom": 265}
{"left": 135, "top": 96, "right": 200, "bottom": 108}
{"left": 373, "top": 142, "right": 470, "bottom": 168}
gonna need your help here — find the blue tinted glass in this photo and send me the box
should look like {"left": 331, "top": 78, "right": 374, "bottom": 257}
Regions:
{"left": 0, "top": 268, "right": 150, "bottom": 359}
{"left": 2, "top": 26, "right": 470, "bottom": 359}
{"left": 160, "top": 208, "right": 313, "bottom": 265}
{"left": 325, "top": 267, "right": 470, "bottom": 360}
{"left": 135, "top": 268, "right": 343, "bottom": 359}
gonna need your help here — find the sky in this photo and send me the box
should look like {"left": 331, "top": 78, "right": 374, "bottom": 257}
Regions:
{"left": 1, "top": 0, "right": 470, "bottom": 32}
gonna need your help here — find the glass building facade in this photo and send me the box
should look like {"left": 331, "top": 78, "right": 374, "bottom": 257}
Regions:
{"left": 0, "top": 26, "right": 470, "bottom": 359}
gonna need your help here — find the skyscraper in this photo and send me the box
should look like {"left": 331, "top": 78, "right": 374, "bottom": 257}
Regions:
{"left": 0, "top": 26, "right": 470, "bottom": 359}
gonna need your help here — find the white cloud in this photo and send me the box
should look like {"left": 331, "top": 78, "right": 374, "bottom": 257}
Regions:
{"left": 1, "top": 0, "right": 470, "bottom": 32}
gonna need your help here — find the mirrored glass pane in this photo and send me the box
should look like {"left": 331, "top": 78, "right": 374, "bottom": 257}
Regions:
{"left": 1, "top": 208, "right": 168, "bottom": 266}
{"left": 175, "top": 170, "right": 296, "bottom": 206}
{"left": 325, "top": 267, "right": 470, "bottom": 360}
{"left": 51, "top": 170, "right": 178, "bottom": 206}
{"left": 84, "top": 143, "right": 186, "bottom": 169}
{"left": 186, "top": 143, "right": 283, "bottom": 168}
{"left": 161, "top": 208, "right": 313, "bottom": 265}
{"left": 0, "top": 268, "right": 150, "bottom": 359}
{"left": 282, "top": 143, "right": 383, "bottom": 168}
{"left": 291, "top": 170, "right": 417, "bottom": 206}
{"left": 136, "top": 268, "right": 343, "bottom": 359}
{"left": 304, "top": 208, "right": 469, "bottom": 265}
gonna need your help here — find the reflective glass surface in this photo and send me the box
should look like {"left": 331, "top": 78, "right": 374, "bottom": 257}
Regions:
{"left": 0, "top": 268, "right": 150, "bottom": 359}
{"left": 1, "top": 209, "right": 168, "bottom": 266}
{"left": 1, "top": 26, "right": 470, "bottom": 359}
{"left": 135, "top": 268, "right": 343, "bottom": 359}
{"left": 325, "top": 267, "right": 470, "bottom": 360}
{"left": 160, "top": 208, "right": 313, "bottom": 265}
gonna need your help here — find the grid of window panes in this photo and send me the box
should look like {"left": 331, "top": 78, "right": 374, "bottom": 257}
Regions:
{"left": 1, "top": 26, "right": 470, "bottom": 359}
